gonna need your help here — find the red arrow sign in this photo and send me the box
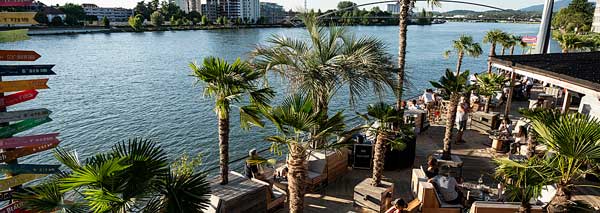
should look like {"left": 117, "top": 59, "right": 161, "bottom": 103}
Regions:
{"left": 0, "top": 0, "right": 33, "bottom": 7}
{"left": 0, "top": 133, "right": 59, "bottom": 149}
{"left": 0, "top": 90, "right": 38, "bottom": 108}
{"left": 0, "top": 201, "right": 27, "bottom": 213}
{"left": 522, "top": 36, "right": 537, "bottom": 43}
{"left": 0, "top": 140, "right": 59, "bottom": 163}
{"left": 0, "top": 50, "right": 40, "bottom": 61}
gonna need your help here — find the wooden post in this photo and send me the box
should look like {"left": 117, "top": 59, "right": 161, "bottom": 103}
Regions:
{"left": 0, "top": 76, "right": 20, "bottom": 204}
{"left": 561, "top": 89, "right": 572, "bottom": 114}
{"left": 504, "top": 70, "right": 516, "bottom": 118}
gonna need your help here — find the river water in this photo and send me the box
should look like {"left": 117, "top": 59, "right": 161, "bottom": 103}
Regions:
{"left": 2, "top": 22, "right": 559, "bottom": 173}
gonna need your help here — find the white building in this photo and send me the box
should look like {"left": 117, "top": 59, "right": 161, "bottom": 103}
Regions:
{"left": 42, "top": 7, "right": 66, "bottom": 22}
{"left": 593, "top": 2, "right": 600, "bottom": 33}
{"left": 240, "top": 0, "right": 260, "bottom": 23}
{"left": 386, "top": 3, "right": 399, "bottom": 15}
{"left": 172, "top": 0, "right": 190, "bottom": 13}
{"left": 82, "top": 4, "right": 133, "bottom": 22}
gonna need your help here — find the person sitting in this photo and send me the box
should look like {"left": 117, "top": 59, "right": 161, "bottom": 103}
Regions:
{"left": 385, "top": 198, "right": 408, "bottom": 213}
{"left": 244, "top": 149, "right": 266, "bottom": 180}
{"left": 429, "top": 166, "right": 463, "bottom": 205}
{"left": 408, "top": 100, "right": 420, "bottom": 110}
{"left": 498, "top": 118, "right": 513, "bottom": 138}
{"left": 511, "top": 126, "right": 527, "bottom": 155}
{"left": 425, "top": 156, "right": 439, "bottom": 179}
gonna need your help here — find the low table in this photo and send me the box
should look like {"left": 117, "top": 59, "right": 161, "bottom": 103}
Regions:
{"left": 432, "top": 153, "right": 464, "bottom": 177}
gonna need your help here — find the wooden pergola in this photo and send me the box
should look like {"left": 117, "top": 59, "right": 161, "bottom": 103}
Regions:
{"left": 490, "top": 52, "right": 600, "bottom": 118}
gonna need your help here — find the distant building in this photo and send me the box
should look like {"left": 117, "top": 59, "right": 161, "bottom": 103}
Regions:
{"left": 260, "top": 2, "right": 284, "bottom": 24}
{"left": 82, "top": 4, "right": 133, "bottom": 22}
{"left": 387, "top": 3, "right": 399, "bottom": 15}
{"left": 201, "top": 0, "right": 220, "bottom": 21}
{"left": 221, "top": 0, "right": 241, "bottom": 19}
{"left": 189, "top": 0, "right": 201, "bottom": 13}
{"left": 42, "top": 7, "right": 66, "bottom": 22}
{"left": 593, "top": 3, "right": 600, "bottom": 33}
{"left": 240, "top": 0, "right": 260, "bottom": 23}
{"left": 172, "top": 0, "right": 190, "bottom": 13}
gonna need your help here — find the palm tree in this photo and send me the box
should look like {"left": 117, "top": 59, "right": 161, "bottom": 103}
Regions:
{"left": 500, "top": 34, "right": 518, "bottom": 55}
{"left": 509, "top": 35, "right": 524, "bottom": 55}
{"left": 495, "top": 157, "right": 554, "bottom": 213}
{"left": 553, "top": 32, "right": 585, "bottom": 53}
{"left": 430, "top": 69, "right": 472, "bottom": 160}
{"left": 190, "top": 57, "right": 274, "bottom": 185}
{"left": 522, "top": 109, "right": 600, "bottom": 212}
{"left": 477, "top": 72, "right": 506, "bottom": 113}
{"left": 359, "top": 102, "right": 413, "bottom": 186}
{"left": 443, "top": 35, "right": 483, "bottom": 75}
{"left": 15, "top": 138, "right": 212, "bottom": 212}
{"left": 483, "top": 29, "right": 506, "bottom": 74}
{"left": 263, "top": 94, "right": 352, "bottom": 213}
{"left": 396, "top": 0, "right": 440, "bottom": 110}
{"left": 252, "top": 14, "right": 395, "bottom": 117}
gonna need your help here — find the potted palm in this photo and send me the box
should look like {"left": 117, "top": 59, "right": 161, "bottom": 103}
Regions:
{"left": 477, "top": 72, "right": 506, "bottom": 113}
{"left": 495, "top": 157, "right": 554, "bottom": 213}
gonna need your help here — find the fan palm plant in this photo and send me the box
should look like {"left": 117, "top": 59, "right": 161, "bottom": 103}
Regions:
{"left": 443, "top": 35, "right": 482, "bottom": 75}
{"left": 15, "top": 138, "right": 212, "bottom": 212}
{"left": 495, "top": 157, "right": 554, "bottom": 213}
{"left": 553, "top": 32, "right": 586, "bottom": 53}
{"left": 508, "top": 35, "right": 524, "bottom": 55}
{"left": 483, "top": 29, "right": 507, "bottom": 73}
{"left": 430, "top": 69, "right": 472, "bottom": 160}
{"left": 358, "top": 102, "right": 413, "bottom": 186}
{"left": 251, "top": 13, "right": 396, "bottom": 121}
{"left": 396, "top": 0, "right": 440, "bottom": 110}
{"left": 190, "top": 57, "right": 274, "bottom": 185}
{"left": 522, "top": 109, "right": 600, "bottom": 212}
{"left": 262, "top": 94, "right": 353, "bottom": 213}
{"left": 500, "top": 34, "right": 518, "bottom": 55}
{"left": 477, "top": 72, "right": 506, "bottom": 113}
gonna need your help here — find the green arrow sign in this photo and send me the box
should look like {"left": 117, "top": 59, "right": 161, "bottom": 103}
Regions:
{"left": 0, "top": 164, "right": 60, "bottom": 174}
{"left": 0, "top": 117, "right": 51, "bottom": 138}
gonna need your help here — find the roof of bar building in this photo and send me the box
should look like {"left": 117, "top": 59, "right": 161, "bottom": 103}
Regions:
{"left": 490, "top": 52, "right": 600, "bottom": 92}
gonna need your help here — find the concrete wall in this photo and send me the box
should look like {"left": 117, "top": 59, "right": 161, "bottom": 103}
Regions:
{"left": 579, "top": 93, "right": 600, "bottom": 119}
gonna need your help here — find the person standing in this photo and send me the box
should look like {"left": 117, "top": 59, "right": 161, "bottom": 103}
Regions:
{"left": 455, "top": 96, "right": 469, "bottom": 144}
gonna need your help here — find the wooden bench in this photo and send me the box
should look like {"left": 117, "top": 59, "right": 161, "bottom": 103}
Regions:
{"left": 469, "top": 201, "right": 543, "bottom": 213}
{"left": 248, "top": 176, "right": 287, "bottom": 212}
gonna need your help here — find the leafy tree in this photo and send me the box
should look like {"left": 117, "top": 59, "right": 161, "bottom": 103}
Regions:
{"left": 33, "top": 12, "right": 48, "bottom": 25}
{"left": 101, "top": 16, "right": 110, "bottom": 28}
{"left": 477, "top": 73, "right": 506, "bottom": 113}
{"left": 483, "top": 29, "right": 507, "bottom": 73}
{"left": 521, "top": 110, "right": 600, "bottom": 212}
{"left": 188, "top": 11, "right": 201, "bottom": 25}
{"left": 495, "top": 157, "right": 554, "bottom": 213}
{"left": 252, "top": 14, "right": 396, "bottom": 124}
{"left": 15, "top": 138, "right": 212, "bottom": 212}
{"left": 151, "top": 11, "right": 164, "bottom": 27}
{"left": 337, "top": 1, "right": 357, "bottom": 11}
{"left": 553, "top": 32, "right": 586, "bottom": 53}
{"left": 262, "top": 94, "right": 352, "bottom": 212}
{"left": 128, "top": 14, "right": 144, "bottom": 31}
{"left": 161, "top": 1, "right": 182, "bottom": 20}
{"left": 222, "top": 17, "right": 229, "bottom": 25}
{"left": 50, "top": 16, "right": 63, "bottom": 26}
{"left": 59, "top": 3, "right": 85, "bottom": 26}
{"left": 201, "top": 15, "right": 209, "bottom": 26}
{"left": 216, "top": 16, "right": 223, "bottom": 25}
{"left": 443, "top": 35, "right": 482, "bottom": 75}
{"left": 189, "top": 57, "right": 274, "bottom": 185}
{"left": 552, "top": 0, "right": 594, "bottom": 33}
{"left": 135, "top": 1, "right": 151, "bottom": 20}
{"left": 430, "top": 69, "right": 472, "bottom": 160}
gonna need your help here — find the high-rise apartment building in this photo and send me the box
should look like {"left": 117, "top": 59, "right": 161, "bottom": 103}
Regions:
{"left": 172, "top": 0, "right": 190, "bottom": 13}
{"left": 593, "top": 2, "right": 600, "bottom": 33}
{"left": 240, "top": 0, "right": 260, "bottom": 22}
{"left": 386, "top": 3, "right": 400, "bottom": 15}
{"left": 260, "top": 2, "right": 284, "bottom": 24}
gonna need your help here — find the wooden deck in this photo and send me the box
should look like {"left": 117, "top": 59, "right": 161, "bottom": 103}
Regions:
{"left": 273, "top": 87, "right": 600, "bottom": 212}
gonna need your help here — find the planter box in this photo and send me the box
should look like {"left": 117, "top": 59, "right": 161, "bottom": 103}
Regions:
{"left": 354, "top": 178, "right": 394, "bottom": 212}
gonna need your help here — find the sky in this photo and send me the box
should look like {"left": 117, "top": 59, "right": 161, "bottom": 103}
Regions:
{"left": 38, "top": 0, "right": 550, "bottom": 12}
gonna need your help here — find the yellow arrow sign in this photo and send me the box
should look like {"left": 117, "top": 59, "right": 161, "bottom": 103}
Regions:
{"left": 0, "top": 79, "right": 48, "bottom": 93}
{"left": 0, "top": 174, "right": 47, "bottom": 191}
{"left": 0, "top": 12, "right": 38, "bottom": 25}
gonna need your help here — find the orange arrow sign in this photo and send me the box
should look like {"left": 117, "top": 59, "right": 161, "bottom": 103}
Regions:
{"left": 0, "top": 12, "right": 38, "bottom": 25}
{"left": 0, "top": 50, "right": 40, "bottom": 61}
{"left": 0, "top": 79, "right": 48, "bottom": 93}
{"left": 0, "top": 140, "right": 59, "bottom": 163}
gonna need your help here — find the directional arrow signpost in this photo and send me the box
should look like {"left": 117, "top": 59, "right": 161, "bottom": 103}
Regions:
{"left": 0, "top": 65, "right": 55, "bottom": 76}
{"left": 0, "top": 190, "right": 13, "bottom": 202}
{"left": 0, "top": 0, "right": 33, "bottom": 7}
{"left": 0, "top": 200, "right": 26, "bottom": 213}
{"left": 0, "top": 174, "right": 47, "bottom": 191}
{"left": 0, "top": 79, "right": 48, "bottom": 93}
{"left": 0, "top": 117, "right": 52, "bottom": 138}
{"left": 0, "top": 140, "right": 59, "bottom": 163}
{"left": 0, "top": 50, "right": 40, "bottom": 61}
{"left": 0, "top": 12, "right": 38, "bottom": 25}
{"left": 0, "top": 90, "right": 38, "bottom": 108}
{"left": 0, "top": 133, "right": 59, "bottom": 149}
{"left": 0, "top": 164, "right": 60, "bottom": 174}
{"left": 0, "top": 108, "right": 51, "bottom": 123}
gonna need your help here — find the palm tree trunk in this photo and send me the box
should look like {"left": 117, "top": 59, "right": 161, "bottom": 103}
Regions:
{"left": 371, "top": 131, "right": 387, "bottom": 186}
{"left": 519, "top": 201, "right": 532, "bottom": 213}
{"left": 218, "top": 112, "right": 230, "bottom": 185}
{"left": 487, "top": 43, "right": 496, "bottom": 74}
{"left": 442, "top": 93, "right": 460, "bottom": 160}
{"left": 456, "top": 52, "right": 464, "bottom": 75}
{"left": 526, "top": 130, "right": 536, "bottom": 158}
{"left": 396, "top": 0, "right": 411, "bottom": 113}
{"left": 501, "top": 47, "right": 506, "bottom": 55}
{"left": 287, "top": 144, "right": 307, "bottom": 213}
{"left": 510, "top": 46, "right": 515, "bottom": 55}
{"left": 549, "top": 184, "right": 571, "bottom": 212}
